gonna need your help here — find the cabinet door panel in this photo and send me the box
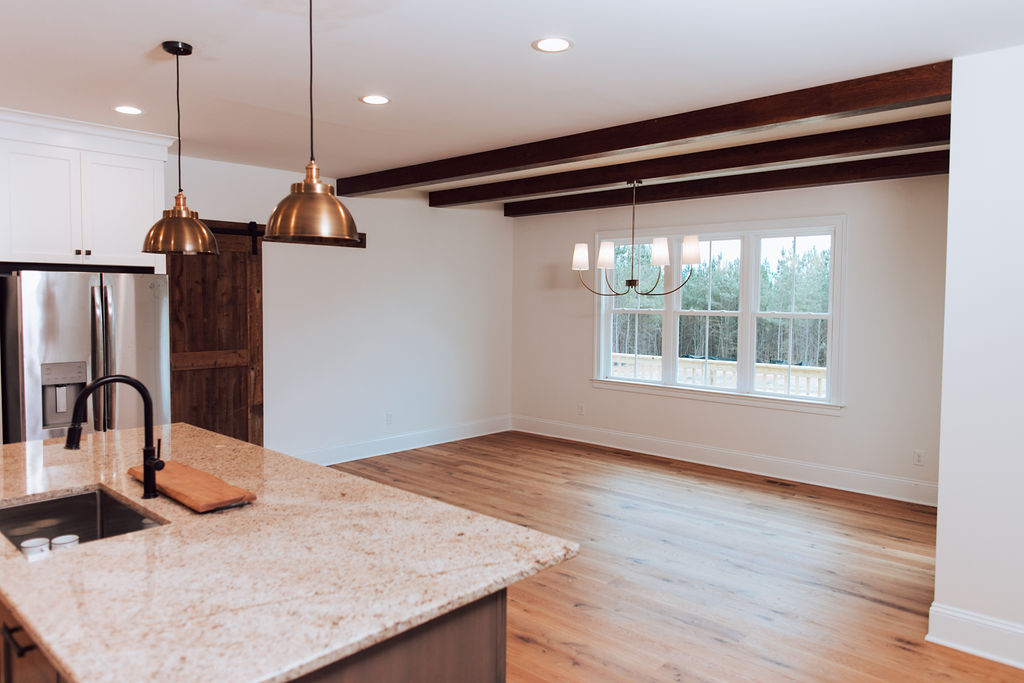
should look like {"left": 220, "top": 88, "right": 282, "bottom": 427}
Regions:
{"left": 81, "top": 151, "right": 160, "bottom": 268}
{"left": 0, "top": 141, "right": 81, "bottom": 263}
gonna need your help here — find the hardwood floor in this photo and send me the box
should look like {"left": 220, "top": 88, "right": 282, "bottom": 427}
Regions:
{"left": 333, "top": 432, "right": 1023, "bottom": 682}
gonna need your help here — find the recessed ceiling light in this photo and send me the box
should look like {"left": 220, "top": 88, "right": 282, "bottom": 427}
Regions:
{"left": 360, "top": 95, "right": 390, "bottom": 105}
{"left": 531, "top": 37, "right": 572, "bottom": 53}
{"left": 114, "top": 105, "right": 143, "bottom": 115}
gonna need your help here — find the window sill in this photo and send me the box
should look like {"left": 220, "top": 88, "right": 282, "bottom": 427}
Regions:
{"left": 590, "top": 378, "right": 845, "bottom": 416}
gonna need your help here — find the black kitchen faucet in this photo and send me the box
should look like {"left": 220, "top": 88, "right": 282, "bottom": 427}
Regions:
{"left": 64, "top": 375, "right": 165, "bottom": 499}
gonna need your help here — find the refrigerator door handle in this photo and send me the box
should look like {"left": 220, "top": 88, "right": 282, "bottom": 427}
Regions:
{"left": 90, "top": 286, "right": 105, "bottom": 431}
{"left": 103, "top": 285, "right": 116, "bottom": 430}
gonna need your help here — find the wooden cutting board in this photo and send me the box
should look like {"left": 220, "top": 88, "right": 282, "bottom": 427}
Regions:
{"left": 127, "top": 461, "right": 257, "bottom": 513}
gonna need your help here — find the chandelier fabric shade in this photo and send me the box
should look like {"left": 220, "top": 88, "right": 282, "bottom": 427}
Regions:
{"left": 571, "top": 243, "right": 589, "bottom": 271}
{"left": 681, "top": 234, "right": 701, "bottom": 265}
{"left": 651, "top": 237, "right": 670, "bottom": 267}
{"left": 596, "top": 241, "right": 615, "bottom": 270}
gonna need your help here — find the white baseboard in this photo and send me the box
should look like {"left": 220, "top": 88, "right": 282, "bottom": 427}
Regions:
{"left": 510, "top": 415, "right": 938, "bottom": 506}
{"left": 927, "top": 603, "right": 1024, "bottom": 670}
{"left": 293, "top": 412, "right": 938, "bottom": 505}
{"left": 295, "top": 416, "right": 512, "bottom": 466}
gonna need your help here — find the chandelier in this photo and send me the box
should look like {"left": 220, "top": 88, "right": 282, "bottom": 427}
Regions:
{"left": 571, "top": 181, "right": 700, "bottom": 296}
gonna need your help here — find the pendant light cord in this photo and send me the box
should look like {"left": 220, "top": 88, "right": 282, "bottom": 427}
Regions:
{"left": 176, "top": 53, "right": 183, "bottom": 193}
{"left": 309, "top": 0, "right": 315, "bottom": 163}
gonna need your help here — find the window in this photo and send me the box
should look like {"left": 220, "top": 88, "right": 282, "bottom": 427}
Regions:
{"left": 678, "top": 238, "right": 741, "bottom": 390}
{"left": 755, "top": 234, "right": 832, "bottom": 398}
{"left": 595, "top": 218, "right": 843, "bottom": 405}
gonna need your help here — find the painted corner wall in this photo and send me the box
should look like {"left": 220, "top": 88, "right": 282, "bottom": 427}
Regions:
{"left": 927, "top": 44, "right": 1024, "bottom": 669}
{"left": 510, "top": 176, "right": 948, "bottom": 505}
{"left": 168, "top": 156, "right": 513, "bottom": 464}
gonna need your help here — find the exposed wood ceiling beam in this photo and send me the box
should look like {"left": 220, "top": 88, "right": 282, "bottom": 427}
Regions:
{"left": 336, "top": 61, "right": 951, "bottom": 196}
{"left": 428, "top": 115, "right": 950, "bottom": 206}
{"left": 503, "top": 151, "right": 950, "bottom": 217}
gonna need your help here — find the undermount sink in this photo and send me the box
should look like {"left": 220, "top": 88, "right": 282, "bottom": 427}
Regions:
{"left": 0, "top": 488, "right": 162, "bottom": 552}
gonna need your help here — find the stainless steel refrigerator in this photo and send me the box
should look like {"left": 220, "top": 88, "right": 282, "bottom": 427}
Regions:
{"left": 0, "top": 271, "right": 170, "bottom": 444}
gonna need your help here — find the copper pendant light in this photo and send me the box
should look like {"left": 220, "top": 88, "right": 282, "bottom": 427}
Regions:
{"left": 143, "top": 41, "right": 218, "bottom": 255}
{"left": 265, "top": 0, "right": 359, "bottom": 246}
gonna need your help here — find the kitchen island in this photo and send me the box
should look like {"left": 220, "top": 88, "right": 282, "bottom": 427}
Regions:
{"left": 0, "top": 423, "right": 578, "bottom": 681}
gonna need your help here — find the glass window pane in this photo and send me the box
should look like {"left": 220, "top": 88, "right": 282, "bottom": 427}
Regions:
{"left": 790, "top": 319, "right": 828, "bottom": 397}
{"left": 610, "top": 312, "right": 662, "bottom": 381}
{"left": 612, "top": 243, "right": 663, "bottom": 310}
{"left": 678, "top": 240, "right": 711, "bottom": 311}
{"left": 755, "top": 317, "right": 790, "bottom": 394}
{"left": 677, "top": 315, "right": 706, "bottom": 385}
{"left": 759, "top": 236, "right": 794, "bottom": 312}
{"left": 793, "top": 235, "right": 831, "bottom": 314}
{"left": 754, "top": 317, "right": 828, "bottom": 397}
{"left": 709, "top": 239, "right": 741, "bottom": 311}
{"left": 678, "top": 315, "right": 737, "bottom": 388}
{"left": 610, "top": 312, "right": 636, "bottom": 379}
{"left": 708, "top": 316, "right": 738, "bottom": 388}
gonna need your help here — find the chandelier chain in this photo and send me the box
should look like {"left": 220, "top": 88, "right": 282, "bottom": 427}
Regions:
{"left": 630, "top": 180, "right": 638, "bottom": 282}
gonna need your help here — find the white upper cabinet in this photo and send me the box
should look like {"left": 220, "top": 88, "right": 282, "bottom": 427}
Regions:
{"left": 81, "top": 151, "right": 163, "bottom": 267}
{"left": 0, "top": 109, "right": 172, "bottom": 269}
{"left": 0, "top": 140, "right": 82, "bottom": 262}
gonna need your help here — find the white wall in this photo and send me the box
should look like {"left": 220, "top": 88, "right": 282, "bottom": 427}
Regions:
{"left": 927, "top": 45, "right": 1024, "bottom": 670}
{"left": 168, "top": 157, "right": 514, "bottom": 464}
{"left": 510, "top": 176, "right": 948, "bottom": 504}
{"left": 163, "top": 155, "right": 293, "bottom": 225}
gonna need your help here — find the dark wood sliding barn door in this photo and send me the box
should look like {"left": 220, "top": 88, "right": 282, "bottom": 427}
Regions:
{"left": 167, "top": 221, "right": 263, "bottom": 445}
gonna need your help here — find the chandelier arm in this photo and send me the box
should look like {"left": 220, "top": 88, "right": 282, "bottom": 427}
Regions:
{"left": 576, "top": 271, "right": 625, "bottom": 296}
{"left": 603, "top": 270, "right": 629, "bottom": 296}
{"left": 656, "top": 265, "right": 696, "bottom": 296}
{"left": 637, "top": 268, "right": 663, "bottom": 296}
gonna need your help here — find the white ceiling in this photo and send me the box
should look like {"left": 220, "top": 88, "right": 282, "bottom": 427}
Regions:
{"left": 3, "top": 0, "right": 1023, "bottom": 181}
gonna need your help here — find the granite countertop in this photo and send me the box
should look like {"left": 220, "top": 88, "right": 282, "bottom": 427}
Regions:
{"left": 0, "top": 423, "right": 578, "bottom": 682}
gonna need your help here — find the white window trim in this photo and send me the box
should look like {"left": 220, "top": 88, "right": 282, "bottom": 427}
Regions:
{"left": 590, "top": 214, "right": 847, "bottom": 411}
{"left": 591, "top": 378, "right": 845, "bottom": 416}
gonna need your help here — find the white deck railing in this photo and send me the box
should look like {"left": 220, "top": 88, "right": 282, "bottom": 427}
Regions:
{"left": 610, "top": 354, "right": 827, "bottom": 397}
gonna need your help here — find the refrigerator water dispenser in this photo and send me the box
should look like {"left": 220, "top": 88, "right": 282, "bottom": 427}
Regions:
{"left": 40, "top": 362, "right": 87, "bottom": 429}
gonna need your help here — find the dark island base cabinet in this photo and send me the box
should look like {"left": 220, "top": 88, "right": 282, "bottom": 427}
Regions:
{"left": 297, "top": 590, "right": 507, "bottom": 683}
{"left": 0, "top": 589, "right": 505, "bottom": 683}
{"left": 0, "top": 599, "right": 63, "bottom": 683}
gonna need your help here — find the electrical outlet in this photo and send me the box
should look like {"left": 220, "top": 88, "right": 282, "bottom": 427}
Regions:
{"left": 576, "top": 403, "right": 585, "bottom": 416}
{"left": 913, "top": 449, "right": 925, "bottom": 466}
{"left": 385, "top": 412, "right": 393, "bottom": 426}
